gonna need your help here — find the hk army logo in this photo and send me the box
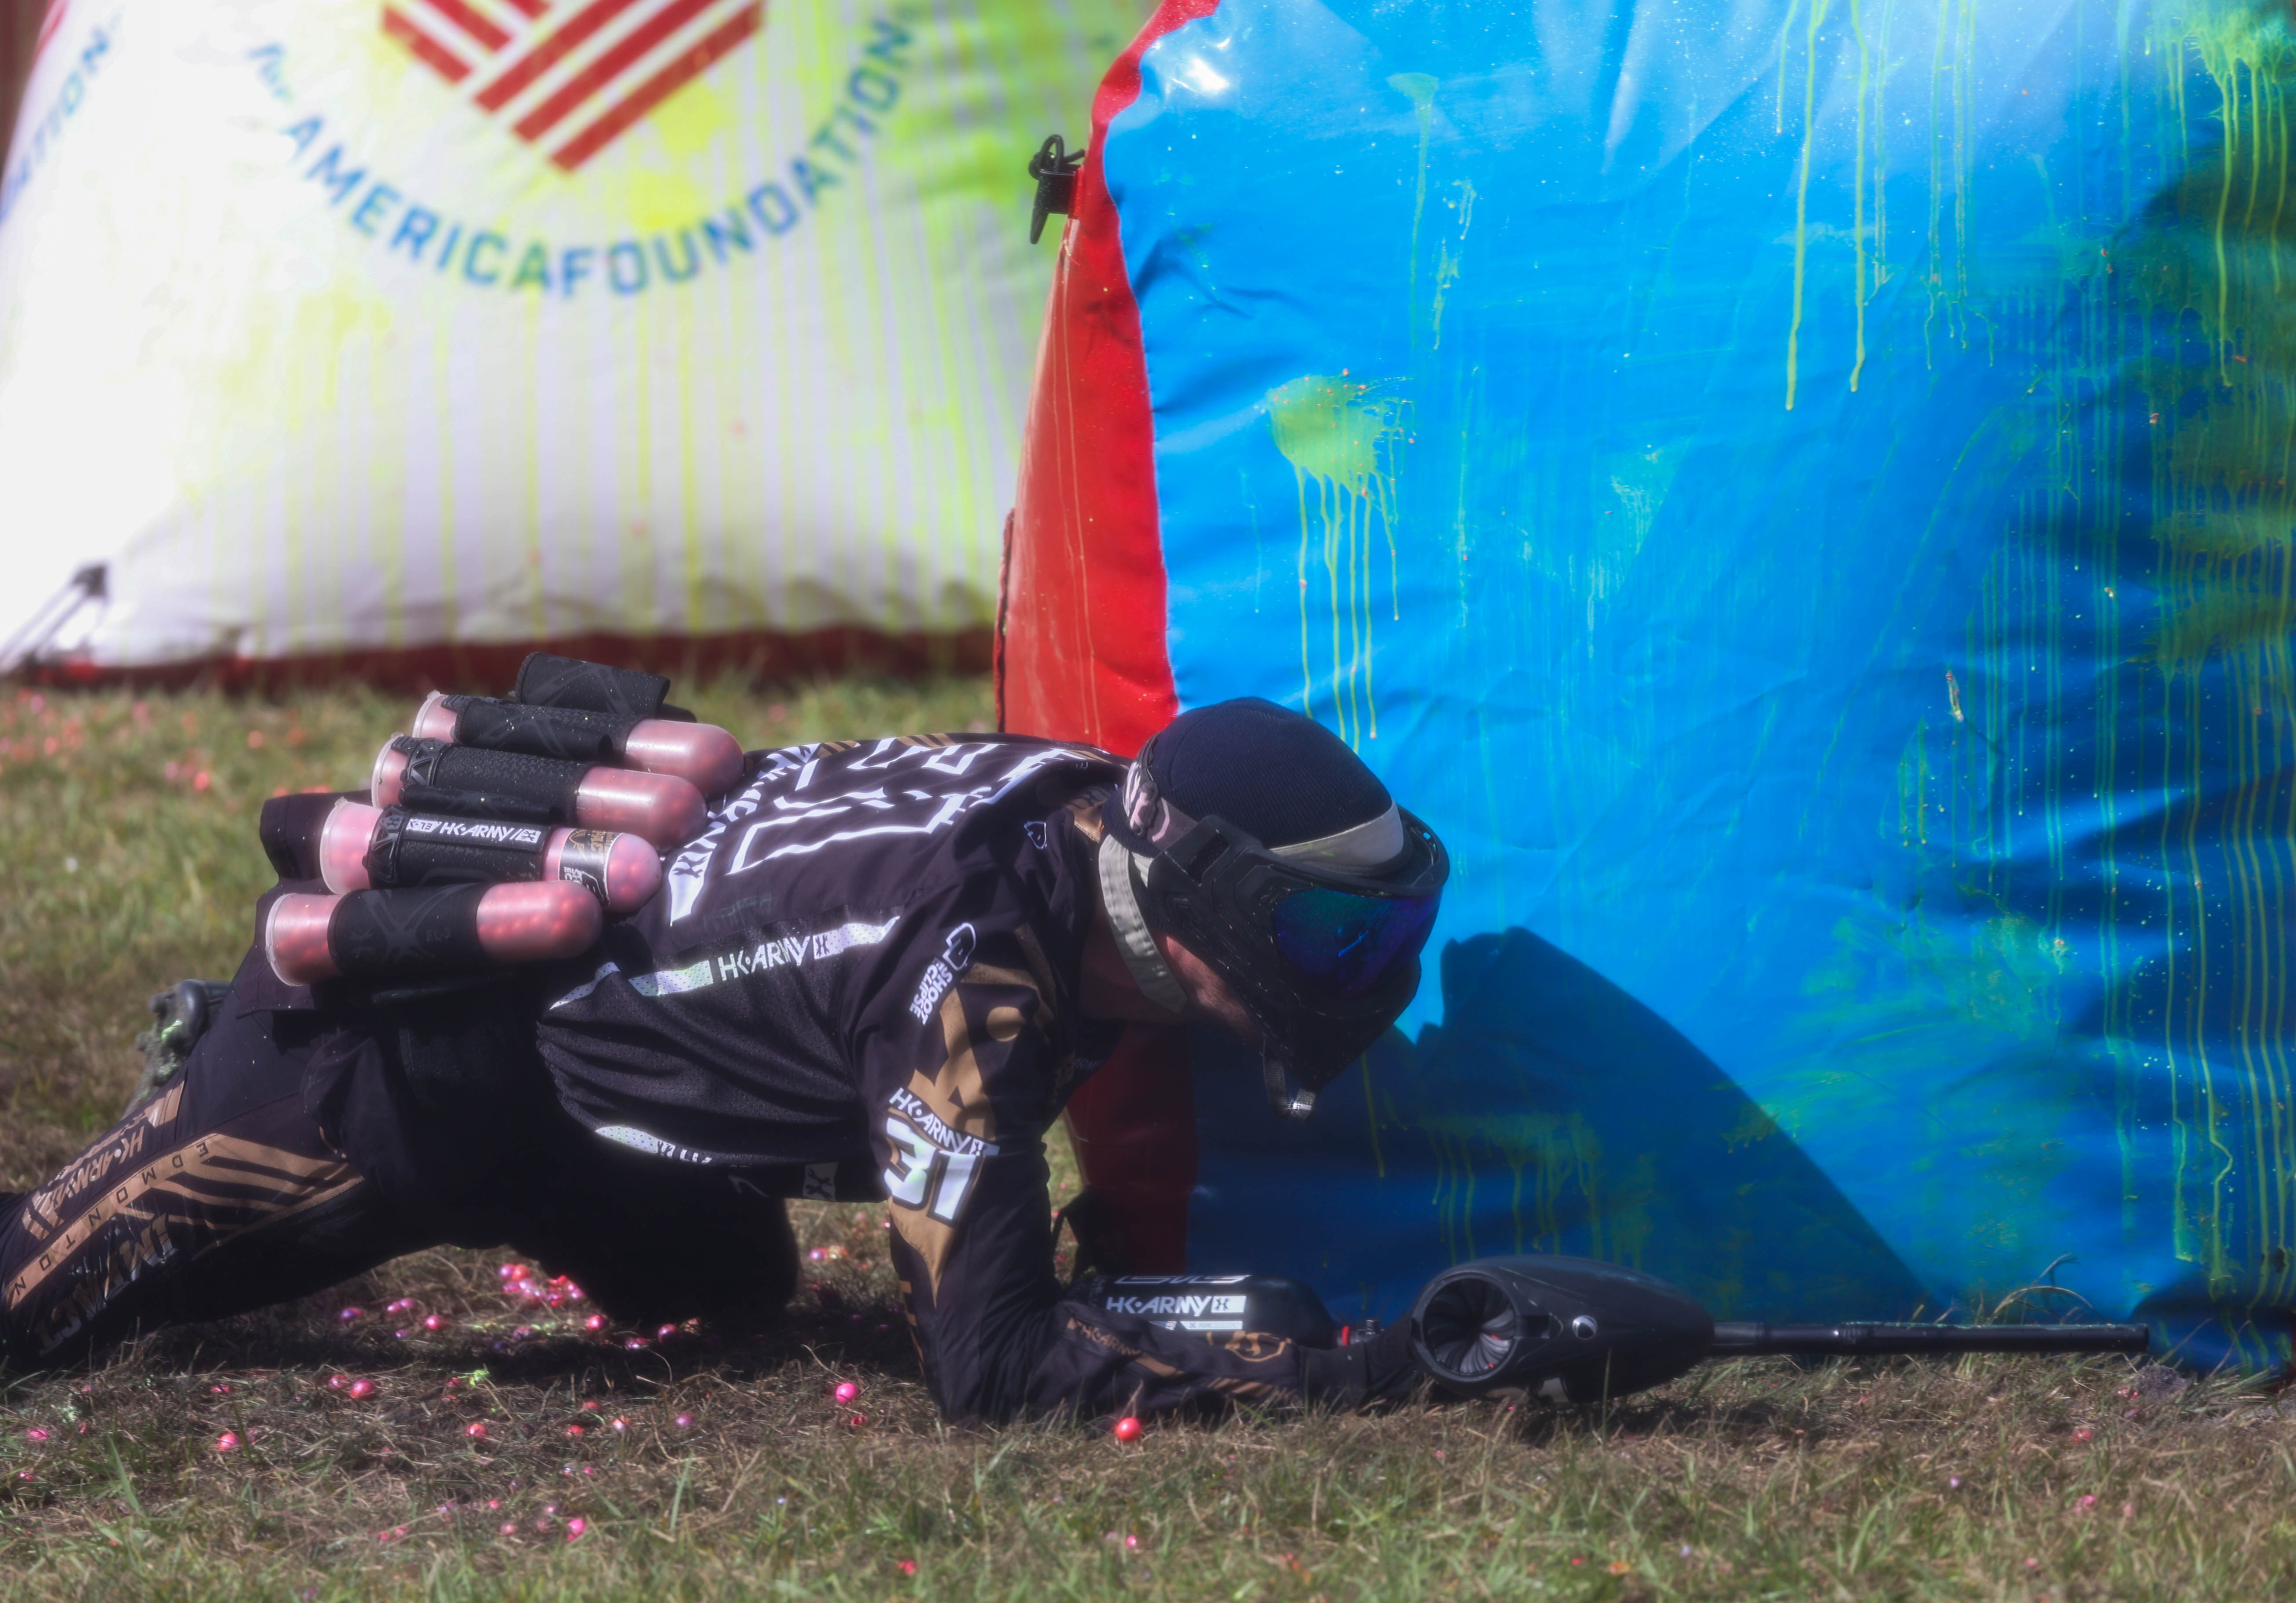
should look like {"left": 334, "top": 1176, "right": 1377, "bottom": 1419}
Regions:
{"left": 381, "top": 0, "right": 765, "bottom": 170}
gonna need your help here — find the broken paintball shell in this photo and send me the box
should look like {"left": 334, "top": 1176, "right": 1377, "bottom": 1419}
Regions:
{"left": 411, "top": 691, "right": 744, "bottom": 797}
{"left": 370, "top": 737, "right": 705, "bottom": 850}
{"left": 316, "top": 799, "right": 661, "bottom": 914}
{"left": 265, "top": 881, "right": 603, "bottom": 986}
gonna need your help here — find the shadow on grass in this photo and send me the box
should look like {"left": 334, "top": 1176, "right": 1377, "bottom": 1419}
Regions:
{"left": 129, "top": 1300, "right": 927, "bottom": 1389}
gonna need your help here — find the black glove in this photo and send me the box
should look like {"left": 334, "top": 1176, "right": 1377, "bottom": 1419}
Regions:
{"left": 1299, "top": 1322, "right": 1422, "bottom": 1408}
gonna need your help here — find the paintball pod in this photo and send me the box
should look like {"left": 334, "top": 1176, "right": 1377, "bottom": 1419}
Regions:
{"left": 1085, "top": 1258, "right": 2151, "bottom": 1404}
{"left": 257, "top": 653, "right": 736, "bottom": 990}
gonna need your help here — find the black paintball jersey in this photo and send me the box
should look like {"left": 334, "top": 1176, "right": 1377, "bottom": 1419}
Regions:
{"left": 534, "top": 734, "right": 1304, "bottom": 1422}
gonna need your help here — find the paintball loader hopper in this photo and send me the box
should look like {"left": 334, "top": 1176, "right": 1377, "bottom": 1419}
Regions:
{"left": 1408, "top": 1255, "right": 2152, "bottom": 1404}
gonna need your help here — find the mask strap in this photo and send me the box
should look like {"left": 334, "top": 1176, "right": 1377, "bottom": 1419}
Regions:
{"left": 1268, "top": 804, "right": 1406, "bottom": 869}
{"left": 1097, "top": 833, "right": 1188, "bottom": 1014}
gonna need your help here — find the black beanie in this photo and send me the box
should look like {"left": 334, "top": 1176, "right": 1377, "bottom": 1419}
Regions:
{"left": 1119, "top": 698, "right": 1392, "bottom": 850}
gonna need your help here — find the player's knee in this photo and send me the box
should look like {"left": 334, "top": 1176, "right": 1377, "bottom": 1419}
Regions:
{"left": 520, "top": 1174, "right": 798, "bottom": 1332}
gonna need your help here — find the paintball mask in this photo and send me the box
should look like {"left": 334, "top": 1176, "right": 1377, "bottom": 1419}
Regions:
{"left": 1099, "top": 700, "right": 1449, "bottom": 1120}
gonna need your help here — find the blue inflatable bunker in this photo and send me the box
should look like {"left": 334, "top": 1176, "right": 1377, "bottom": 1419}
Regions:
{"left": 1001, "top": 0, "right": 2296, "bottom": 1367}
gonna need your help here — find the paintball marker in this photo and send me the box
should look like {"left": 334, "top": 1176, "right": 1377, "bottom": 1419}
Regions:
{"left": 1085, "top": 1257, "right": 2151, "bottom": 1404}
{"left": 1407, "top": 1255, "right": 2150, "bottom": 1402}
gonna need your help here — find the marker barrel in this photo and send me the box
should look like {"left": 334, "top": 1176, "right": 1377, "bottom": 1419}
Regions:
{"left": 1707, "top": 1322, "right": 2151, "bottom": 1357}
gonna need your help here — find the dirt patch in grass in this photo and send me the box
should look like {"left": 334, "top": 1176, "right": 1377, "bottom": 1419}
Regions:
{"left": 4, "top": 682, "right": 2295, "bottom": 1600}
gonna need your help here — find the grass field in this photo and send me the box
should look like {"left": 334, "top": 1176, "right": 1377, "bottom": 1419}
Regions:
{"left": 4, "top": 680, "right": 2296, "bottom": 1601}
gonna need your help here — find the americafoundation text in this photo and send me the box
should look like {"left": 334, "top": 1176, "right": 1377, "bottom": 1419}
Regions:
{"left": 269, "top": 16, "right": 915, "bottom": 298}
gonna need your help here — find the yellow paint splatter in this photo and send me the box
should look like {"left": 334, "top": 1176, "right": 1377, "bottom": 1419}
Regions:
{"left": 591, "top": 167, "right": 715, "bottom": 234}
{"left": 648, "top": 79, "right": 737, "bottom": 159}
{"left": 1265, "top": 375, "right": 1408, "bottom": 745}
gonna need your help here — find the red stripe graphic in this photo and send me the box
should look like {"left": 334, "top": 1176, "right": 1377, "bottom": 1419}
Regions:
{"left": 382, "top": 0, "right": 762, "bottom": 167}
{"left": 473, "top": 0, "right": 645, "bottom": 112}
{"left": 548, "top": 4, "right": 760, "bottom": 170}
{"left": 383, "top": 7, "right": 473, "bottom": 83}
{"left": 513, "top": 0, "right": 721, "bottom": 140}
{"left": 31, "top": 0, "right": 72, "bottom": 68}
{"left": 416, "top": 0, "right": 511, "bottom": 51}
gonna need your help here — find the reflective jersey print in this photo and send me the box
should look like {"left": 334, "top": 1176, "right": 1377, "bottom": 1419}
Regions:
{"left": 538, "top": 735, "right": 1121, "bottom": 1168}
{"left": 534, "top": 734, "right": 1310, "bottom": 1420}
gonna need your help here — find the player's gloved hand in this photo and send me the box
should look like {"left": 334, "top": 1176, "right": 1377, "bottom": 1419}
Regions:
{"left": 1299, "top": 1320, "right": 1423, "bottom": 1409}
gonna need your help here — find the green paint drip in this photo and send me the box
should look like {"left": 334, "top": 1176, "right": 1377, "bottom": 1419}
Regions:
{"left": 1419, "top": 1112, "right": 1657, "bottom": 1270}
{"left": 1388, "top": 72, "right": 1439, "bottom": 351}
{"left": 2145, "top": 14, "right": 2296, "bottom": 1283}
{"left": 1925, "top": 0, "right": 2296, "bottom": 1299}
{"left": 1431, "top": 181, "right": 1475, "bottom": 352}
{"left": 1785, "top": 0, "right": 1831, "bottom": 409}
{"left": 1265, "top": 374, "right": 1409, "bottom": 745}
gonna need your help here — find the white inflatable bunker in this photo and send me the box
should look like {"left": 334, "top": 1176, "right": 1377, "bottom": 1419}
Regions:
{"left": 0, "top": 0, "right": 1133, "bottom": 679}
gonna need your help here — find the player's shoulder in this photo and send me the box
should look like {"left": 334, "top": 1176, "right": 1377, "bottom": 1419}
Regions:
{"left": 654, "top": 733, "right": 1119, "bottom": 940}
{"left": 736, "top": 731, "right": 1124, "bottom": 788}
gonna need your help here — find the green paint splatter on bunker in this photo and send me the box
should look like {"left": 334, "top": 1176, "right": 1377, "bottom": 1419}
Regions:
{"left": 1387, "top": 72, "right": 1439, "bottom": 350}
{"left": 1770, "top": 907, "right": 2088, "bottom": 1291}
{"left": 1265, "top": 374, "right": 1409, "bottom": 746}
{"left": 1783, "top": 0, "right": 1831, "bottom": 409}
{"left": 1947, "top": 0, "right": 2296, "bottom": 1306}
{"left": 1417, "top": 1113, "right": 1656, "bottom": 1274}
{"left": 1766, "top": 0, "right": 2296, "bottom": 1322}
{"left": 2127, "top": 2, "right": 2296, "bottom": 1302}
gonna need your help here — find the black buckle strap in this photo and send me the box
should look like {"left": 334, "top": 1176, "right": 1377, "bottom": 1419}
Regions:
{"left": 1027, "top": 134, "right": 1085, "bottom": 244}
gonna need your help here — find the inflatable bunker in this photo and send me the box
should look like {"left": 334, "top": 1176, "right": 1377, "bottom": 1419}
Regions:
{"left": 1002, "top": 0, "right": 2296, "bottom": 1366}
{"left": 0, "top": 0, "right": 1141, "bottom": 683}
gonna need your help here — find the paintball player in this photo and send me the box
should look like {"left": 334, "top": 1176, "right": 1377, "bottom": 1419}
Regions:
{"left": 0, "top": 678, "right": 1447, "bottom": 1422}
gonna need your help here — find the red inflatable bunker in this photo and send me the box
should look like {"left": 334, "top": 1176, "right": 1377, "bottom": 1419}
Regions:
{"left": 995, "top": 1, "right": 1220, "bottom": 1276}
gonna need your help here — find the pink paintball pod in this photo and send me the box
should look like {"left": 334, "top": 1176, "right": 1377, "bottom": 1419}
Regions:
{"left": 264, "top": 894, "right": 340, "bottom": 986}
{"left": 561, "top": 765, "right": 707, "bottom": 851}
{"left": 265, "top": 881, "right": 603, "bottom": 987}
{"left": 316, "top": 799, "right": 662, "bottom": 914}
{"left": 370, "top": 736, "right": 705, "bottom": 850}
{"left": 411, "top": 691, "right": 745, "bottom": 797}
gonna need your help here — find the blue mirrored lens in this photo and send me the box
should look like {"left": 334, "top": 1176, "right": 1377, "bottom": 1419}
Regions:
{"left": 1269, "top": 885, "right": 1440, "bottom": 997}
